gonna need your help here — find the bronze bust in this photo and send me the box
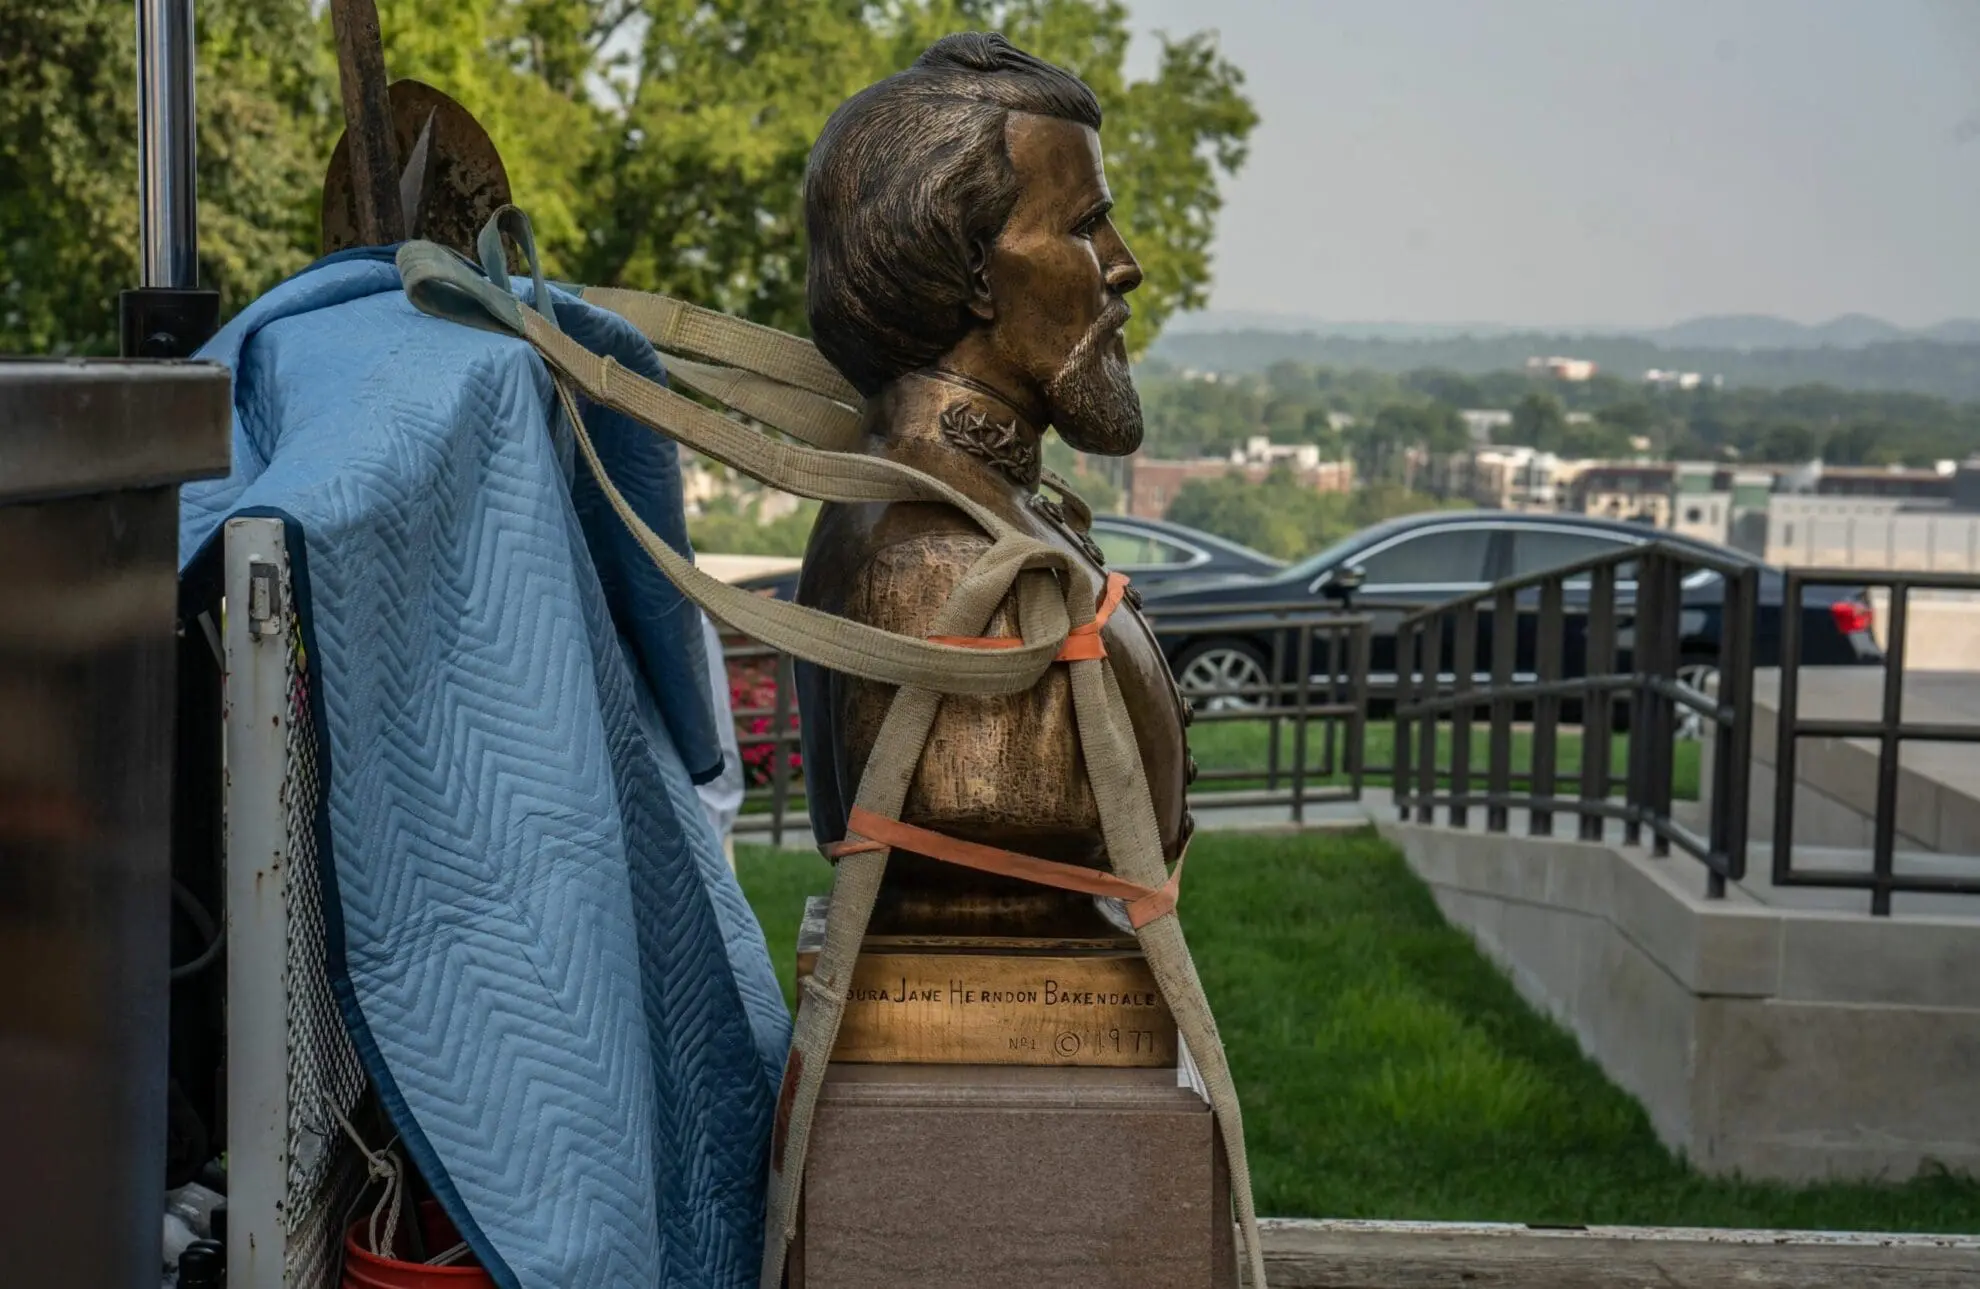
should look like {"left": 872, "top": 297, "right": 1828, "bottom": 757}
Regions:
{"left": 796, "top": 33, "right": 1193, "bottom": 937}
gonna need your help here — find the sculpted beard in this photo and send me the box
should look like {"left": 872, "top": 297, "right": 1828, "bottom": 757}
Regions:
{"left": 1046, "top": 298, "right": 1142, "bottom": 456}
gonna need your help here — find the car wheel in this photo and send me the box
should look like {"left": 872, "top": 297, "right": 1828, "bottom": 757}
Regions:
{"left": 1175, "top": 638, "right": 1272, "bottom": 712}
{"left": 1674, "top": 659, "right": 1718, "bottom": 741}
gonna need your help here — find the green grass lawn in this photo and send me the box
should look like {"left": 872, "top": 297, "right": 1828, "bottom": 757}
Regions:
{"left": 736, "top": 830, "right": 1980, "bottom": 1231}
{"left": 1188, "top": 718, "right": 1703, "bottom": 802}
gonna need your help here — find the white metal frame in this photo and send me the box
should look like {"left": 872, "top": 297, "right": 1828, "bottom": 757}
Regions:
{"left": 223, "top": 517, "right": 369, "bottom": 1289}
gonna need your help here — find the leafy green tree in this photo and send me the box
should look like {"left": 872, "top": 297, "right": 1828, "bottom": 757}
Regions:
{"left": 1505, "top": 391, "right": 1567, "bottom": 448}
{"left": 688, "top": 492, "right": 818, "bottom": 556}
{"left": 1594, "top": 399, "right": 1655, "bottom": 438}
{"left": 6, "top": 0, "right": 1256, "bottom": 359}
{"left": 572, "top": 0, "right": 1256, "bottom": 346}
{"left": 1405, "top": 368, "right": 1485, "bottom": 410}
{"left": 1165, "top": 467, "right": 1317, "bottom": 558}
{"left": 1044, "top": 437, "right": 1123, "bottom": 512}
{"left": 1, "top": 0, "right": 328, "bottom": 353}
{"left": 1165, "top": 466, "right": 1466, "bottom": 562}
{"left": 1757, "top": 421, "right": 1817, "bottom": 463}
{"left": 1138, "top": 374, "right": 1266, "bottom": 457}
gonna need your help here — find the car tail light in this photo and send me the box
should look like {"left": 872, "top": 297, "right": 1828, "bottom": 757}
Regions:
{"left": 1830, "top": 598, "right": 1873, "bottom": 635}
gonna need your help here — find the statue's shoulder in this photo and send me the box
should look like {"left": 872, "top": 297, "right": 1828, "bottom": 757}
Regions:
{"left": 819, "top": 497, "right": 994, "bottom": 577}
{"left": 802, "top": 498, "right": 1001, "bottom": 634}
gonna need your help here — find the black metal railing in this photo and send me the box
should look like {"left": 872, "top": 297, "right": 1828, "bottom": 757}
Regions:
{"left": 1392, "top": 543, "right": 1760, "bottom": 898}
{"left": 721, "top": 606, "right": 1372, "bottom": 843}
{"left": 1772, "top": 569, "right": 1980, "bottom": 914}
{"left": 1138, "top": 607, "right": 1373, "bottom": 819}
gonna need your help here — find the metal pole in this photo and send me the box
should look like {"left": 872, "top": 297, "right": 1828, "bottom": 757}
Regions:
{"left": 123, "top": 0, "right": 219, "bottom": 356}
{"left": 136, "top": 0, "right": 199, "bottom": 288}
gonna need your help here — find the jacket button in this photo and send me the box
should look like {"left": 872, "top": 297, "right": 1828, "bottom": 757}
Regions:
{"left": 1179, "top": 810, "right": 1196, "bottom": 847}
{"left": 1186, "top": 753, "right": 1199, "bottom": 785}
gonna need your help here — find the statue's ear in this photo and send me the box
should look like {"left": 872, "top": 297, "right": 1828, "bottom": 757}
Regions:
{"left": 966, "top": 237, "right": 996, "bottom": 323}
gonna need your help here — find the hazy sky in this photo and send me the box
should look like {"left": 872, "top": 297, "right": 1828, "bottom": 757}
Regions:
{"left": 1121, "top": 0, "right": 1980, "bottom": 327}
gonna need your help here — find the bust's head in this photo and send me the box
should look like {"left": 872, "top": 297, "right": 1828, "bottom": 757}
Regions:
{"left": 804, "top": 33, "right": 1144, "bottom": 456}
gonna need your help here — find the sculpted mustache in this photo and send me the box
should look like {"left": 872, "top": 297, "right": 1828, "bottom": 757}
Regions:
{"left": 1097, "top": 297, "right": 1132, "bottom": 337}
{"left": 1054, "top": 299, "right": 1135, "bottom": 385}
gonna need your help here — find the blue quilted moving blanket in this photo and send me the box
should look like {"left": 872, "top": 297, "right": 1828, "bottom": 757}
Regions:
{"left": 180, "top": 250, "right": 792, "bottom": 1289}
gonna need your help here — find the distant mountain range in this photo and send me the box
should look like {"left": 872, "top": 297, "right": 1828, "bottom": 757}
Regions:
{"left": 1160, "top": 311, "right": 1980, "bottom": 351}
{"left": 1148, "top": 313, "right": 1980, "bottom": 402}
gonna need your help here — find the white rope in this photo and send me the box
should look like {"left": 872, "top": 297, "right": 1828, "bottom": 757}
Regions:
{"left": 333, "top": 1105, "right": 404, "bottom": 1258}
{"left": 333, "top": 1106, "right": 480, "bottom": 1268}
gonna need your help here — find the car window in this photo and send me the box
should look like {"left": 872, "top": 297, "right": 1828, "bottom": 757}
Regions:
{"left": 1092, "top": 528, "right": 1195, "bottom": 567}
{"left": 1510, "top": 529, "right": 1638, "bottom": 582}
{"left": 1357, "top": 529, "right": 1492, "bottom": 585}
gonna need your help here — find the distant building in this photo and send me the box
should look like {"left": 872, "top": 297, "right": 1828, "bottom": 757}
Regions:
{"left": 1526, "top": 355, "right": 1598, "bottom": 382}
{"left": 1953, "top": 457, "right": 1980, "bottom": 512}
{"left": 1510, "top": 451, "right": 1980, "bottom": 569}
{"left": 1775, "top": 463, "right": 1958, "bottom": 503}
{"left": 1570, "top": 463, "right": 1675, "bottom": 527}
{"left": 1760, "top": 461, "right": 1975, "bottom": 568}
{"left": 1668, "top": 463, "right": 1732, "bottom": 545}
{"left": 1644, "top": 368, "right": 1718, "bottom": 391}
{"left": 1233, "top": 435, "right": 1322, "bottom": 470}
{"left": 1459, "top": 409, "right": 1512, "bottom": 445}
{"left": 1429, "top": 445, "right": 1588, "bottom": 512}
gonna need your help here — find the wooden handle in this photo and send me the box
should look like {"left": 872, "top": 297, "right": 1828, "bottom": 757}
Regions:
{"left": 329, "top": 0, "right": 404, "bottom": 244}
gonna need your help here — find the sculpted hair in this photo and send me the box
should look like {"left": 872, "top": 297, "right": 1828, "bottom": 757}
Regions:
{"left": 803, "top": 33, "right": 1103, "bottom": 396}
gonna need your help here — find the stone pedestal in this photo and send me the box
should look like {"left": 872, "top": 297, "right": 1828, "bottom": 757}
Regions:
{"left": 792, "top": 1064, "right": 1235, "bottom": 1289}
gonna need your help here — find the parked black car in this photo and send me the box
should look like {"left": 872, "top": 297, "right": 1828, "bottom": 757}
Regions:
{"left": 732, "top": 512, "right": 1283, "bottom": 600}
{"left": 1137, "top": 511, "right": 1882, "bottom": 730}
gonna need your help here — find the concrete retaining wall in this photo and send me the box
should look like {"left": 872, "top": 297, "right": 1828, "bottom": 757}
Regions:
{"left": 1700, "top": 669, "right": 1980, "bottom": 858}
{"left": 1379, "top": 820, "right": 1980, "bottom": 1183}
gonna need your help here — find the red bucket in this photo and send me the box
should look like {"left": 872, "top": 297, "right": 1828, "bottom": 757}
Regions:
{"left": 342, "top": 1200, "right": 494, "bottom": 1289}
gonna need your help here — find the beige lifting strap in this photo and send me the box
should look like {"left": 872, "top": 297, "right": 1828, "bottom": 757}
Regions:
{"left": 397, "top": 219, "right": 1269, "bottom": 1289}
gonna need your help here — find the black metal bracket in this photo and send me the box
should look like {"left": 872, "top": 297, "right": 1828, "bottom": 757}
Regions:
{"left": 120, "top": 286, "right": 221, "bottom": 358}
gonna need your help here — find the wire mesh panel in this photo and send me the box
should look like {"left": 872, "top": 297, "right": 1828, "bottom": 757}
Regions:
{"left": 225, "top": 518, "right": 369, "bottom": 1289}
{"left": 279, "top": 607, "right": 367, "bottom": 1279}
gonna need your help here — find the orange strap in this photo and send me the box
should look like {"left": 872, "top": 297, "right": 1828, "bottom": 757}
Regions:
{"left": 929, "top": 571, "right": 1129, "bottom": 663}
{"left": 825, "top": 803, "right": 1186, "bottom": 929}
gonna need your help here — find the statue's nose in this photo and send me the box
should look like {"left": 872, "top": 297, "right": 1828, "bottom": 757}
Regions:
{"left": 1097, "top": 222, "right": 1142, "bottom": 296}
{"left": 1107, "top": 251, "right": 1144, "bottom": 297}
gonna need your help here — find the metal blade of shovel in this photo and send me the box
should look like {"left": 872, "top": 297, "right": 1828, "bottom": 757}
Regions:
{"left": 322, "top": 0, "right": 510, "bottom": 256}
{"left": 398, "top": 107, "right": 438, "bottom": 240}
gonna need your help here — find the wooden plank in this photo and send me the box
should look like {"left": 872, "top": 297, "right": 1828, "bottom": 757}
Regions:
{"left": 799, "top": 948, "right": 1176, "bottom": 1066}
{"left": 1250, "top": 1219, "right": 1980, "bottom": 1288}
